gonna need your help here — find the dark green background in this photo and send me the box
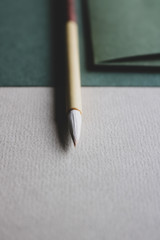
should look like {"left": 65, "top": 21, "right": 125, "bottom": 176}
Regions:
{"left": 0, "top": 0, "right": 160, "bottom": 86}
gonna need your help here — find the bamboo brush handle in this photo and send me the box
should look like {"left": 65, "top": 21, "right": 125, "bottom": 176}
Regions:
{"left": 66, "top": 0, "right": 82, "bottom": 114}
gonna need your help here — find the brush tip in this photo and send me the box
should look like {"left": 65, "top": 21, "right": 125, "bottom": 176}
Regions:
{"left": 68, "top": 109, "right": 82, "bottom": 147}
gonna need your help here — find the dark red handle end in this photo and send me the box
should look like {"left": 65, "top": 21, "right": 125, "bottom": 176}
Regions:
{"left": 67, "top": 0, "right": 76, "bottom": 22}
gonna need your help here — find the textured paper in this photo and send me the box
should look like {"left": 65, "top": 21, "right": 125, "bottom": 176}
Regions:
{"left": 0, "top": 87, "right": 160, "bottom": 240}
{"left": 88, "top": 0, "right": 160, "bottom": 67}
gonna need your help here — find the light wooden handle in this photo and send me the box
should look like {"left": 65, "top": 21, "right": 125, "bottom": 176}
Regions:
{"left": 66, "top": 20, "right": 82, "bottom": 114}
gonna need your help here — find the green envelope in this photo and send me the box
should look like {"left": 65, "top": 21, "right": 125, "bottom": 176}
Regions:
{"left": 0, "top": 0, "right": 160, "bottom": 86}
{"left": 88, "top": 0, "right": 160, "bottom": 67}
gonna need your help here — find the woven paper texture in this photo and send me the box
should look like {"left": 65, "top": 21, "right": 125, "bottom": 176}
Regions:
{"left": 0, "top": 87, "right": 160, "bottom": 240}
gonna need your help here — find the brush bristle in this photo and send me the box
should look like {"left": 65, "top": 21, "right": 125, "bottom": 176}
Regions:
{"left": 68, "top": 110, "right": 82, "bottom": 146}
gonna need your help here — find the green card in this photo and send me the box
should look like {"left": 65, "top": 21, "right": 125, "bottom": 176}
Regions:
{"left": 88, "top": 0, "right": 160, "bottom": 67}
{"left": 0, "top": 0, "right": 160, "bottom": 86}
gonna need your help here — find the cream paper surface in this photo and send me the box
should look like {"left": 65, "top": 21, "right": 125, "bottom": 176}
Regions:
{"left": 0, "top": 87, "right": 160, "bottom": 240}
